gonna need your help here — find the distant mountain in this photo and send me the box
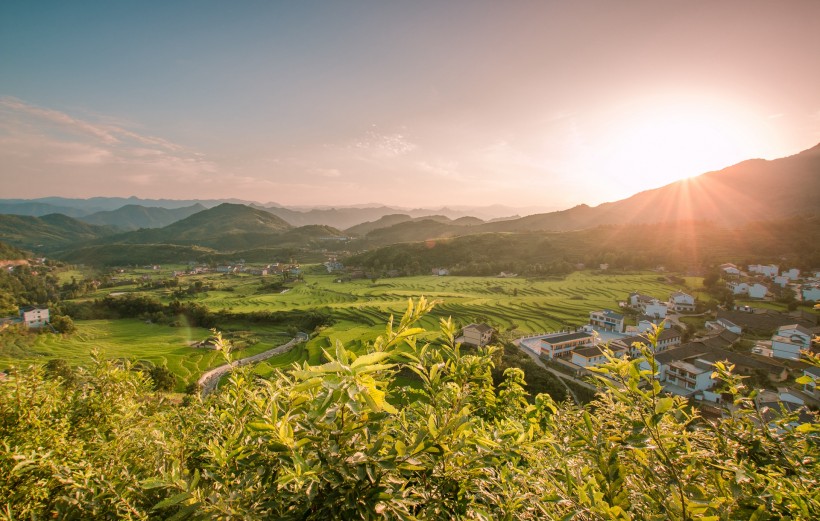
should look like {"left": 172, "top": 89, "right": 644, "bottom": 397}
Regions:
{"left": 485, "top": 142, "right": 820, "bottom": 233}
{"left": 346, "top": 214, "right": 485, "bottom": 237}
{"left": 0, "top": 201, "right": 90, "bottom": 218}
{"left": 356, "top": 143, "right": 820, "bottom": 245}
{"left": 59, "top": 203, "right": 346, "bottom": 265}
{"left": 79, "top": 203, "right": 207, "bottom": 230}
{"left": 92, "top": 203, "right": 292, "bottom": 246}
{"left": 0, "top": 214, "right": 116, "bottom": 251}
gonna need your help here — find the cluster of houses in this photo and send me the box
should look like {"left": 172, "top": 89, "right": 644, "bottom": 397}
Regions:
{"left": 170, "top": 262, "right": 300, "bottom": 278}
{"left": 508, "top": 286, "right": 820, "bottom": 408}
{"left": 721, "top": 263, "right": 820, "bottom": 302}
{"left": 0, "top": 306, "right": 50, "bottom": 330}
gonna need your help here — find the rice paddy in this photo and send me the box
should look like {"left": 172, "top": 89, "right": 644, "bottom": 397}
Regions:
{"left": 2, "top": 267, "right": 696, "bottom": 390}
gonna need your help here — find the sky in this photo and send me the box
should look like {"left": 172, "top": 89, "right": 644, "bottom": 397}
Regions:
{"left": 1, "top": 0, "right": 819, "bottom": 211}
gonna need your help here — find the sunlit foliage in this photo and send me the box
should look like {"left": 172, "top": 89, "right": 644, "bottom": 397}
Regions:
{"left": 2, "top": 299, "right": 818, "bottom": 519}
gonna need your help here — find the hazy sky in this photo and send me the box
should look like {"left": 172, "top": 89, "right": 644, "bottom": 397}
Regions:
{"left": 2, "top": 1, "right": 819, "bottom": 210}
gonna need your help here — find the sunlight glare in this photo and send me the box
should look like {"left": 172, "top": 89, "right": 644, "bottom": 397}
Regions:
{"left": 602, "top": 100, "right": 770, "bottom": 189}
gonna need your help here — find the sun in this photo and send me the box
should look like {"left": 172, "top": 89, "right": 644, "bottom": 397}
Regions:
{"left": 599, "top": 98, "right": 772, "bottom": 190}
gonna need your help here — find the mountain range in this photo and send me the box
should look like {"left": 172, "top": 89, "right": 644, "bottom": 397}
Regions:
{"left": 0, "top": 143, "right": 818, "bottom": 263}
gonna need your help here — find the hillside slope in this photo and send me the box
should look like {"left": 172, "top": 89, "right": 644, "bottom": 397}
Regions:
{"left": 79, "top": 203, "right": 207, "bottom": 230}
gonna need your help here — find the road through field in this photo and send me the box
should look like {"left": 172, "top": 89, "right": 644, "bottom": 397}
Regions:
{"left": 198, "top": 333, "right": 307, "bottom": 396}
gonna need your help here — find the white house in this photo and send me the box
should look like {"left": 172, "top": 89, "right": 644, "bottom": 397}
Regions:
{"left": 748, "top": 283, "right": 768, "bottom": 299}
{"left": 589, "top": 309, "right": 625, "bottom": 333}
{"left": 571, "top": 344, "right": 627, "bottom": 368}
{"left": 773, "top": 275, "right": 789, "bottom": 288}
{"left": 663, "top": 359, "right": 716, "bottom": 395}
{"left": 643, "top": 300, "right": 668, "bottom": 319}
{"left": 628, "top": 292, "right": 655, "bottom": 308}
{"left": 803, "top": 366, "right": 820, "bottom": 398}
{"left": 771, "top": 324, "right": 812, "bottom": 360}
{"left": 720, "top": 263, "right": 741, "bottom": 276}
{"left": 748, "top": 264, "right": 779, "bottom": 278}
{"left": 706, "top": 317, "right": 742, "bottom": 335}
{"left": 802, "top": 284, "right": 820, "bottom": 302}
{"left": 782, "top": 268, "right": 800, "bottom": 281}
{"left": 729, "top": 282, "right": 750, "bottom": 295}
{"left": 431, "top": 268, "right": 449, "bottom": 276}
{"left": 538, "top": 331, "right": 597, "bottom": 360}
{"left": 669, "top": 291, "right": 696, "bottom": 312}
{"left": 611, "top": 329, "right": 682, "bottom": 356}
{"left": 20, "top": 306, "right": 49, "bottom": 328}
{"left": 461, "top": 323, "right": 495, "bottom": 347}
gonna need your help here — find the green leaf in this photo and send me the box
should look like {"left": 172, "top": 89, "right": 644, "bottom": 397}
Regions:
{"left": 351, "top": 351, "right": 392, "bottom": 369}
{"left": 153, "top": 492, "right": 192, "bottom": 510}
{"left": 655, "top": 397, "right": 674, "bottom": 415}
{"left": 247, "top": 422, "right": 277, "bottom": 431}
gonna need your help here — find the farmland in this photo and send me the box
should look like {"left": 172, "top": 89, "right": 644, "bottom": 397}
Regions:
{"left": 2, "top": 266, "right": 697, "bottom": 389}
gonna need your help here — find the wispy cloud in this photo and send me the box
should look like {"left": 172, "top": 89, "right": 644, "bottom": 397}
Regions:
{"left": 0, "top": 97, "right": 217, "bottom": 195}
{"left": 351, "top": 129, "right": 418, "bottom": 158}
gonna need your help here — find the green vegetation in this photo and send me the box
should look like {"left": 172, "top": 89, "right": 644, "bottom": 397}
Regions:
{"left": 0, "top": 319, "right": 288, "bottom": 392}
{"left": 2, "top": 300, "right": 818, "bottom": 519}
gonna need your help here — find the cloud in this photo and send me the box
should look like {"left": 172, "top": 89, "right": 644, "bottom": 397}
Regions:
{"left": 0, "top": 97, "right": 218, "bottom": 195}
{"left": 351, "top": 129, "right": 417, "bottom": 158}
{"left": 314, "top": 168, "right": 342, "bottom": 178}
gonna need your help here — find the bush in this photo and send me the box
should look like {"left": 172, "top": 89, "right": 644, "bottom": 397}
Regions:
{"left": 1, "top": 299, "right": 818, "bottom": 519}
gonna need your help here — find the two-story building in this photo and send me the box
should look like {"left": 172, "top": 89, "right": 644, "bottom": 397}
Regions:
{"left": 461, "top": 323, "right": 495, "bottom": 347}
{"left": 20, "top": 306, "right": 49, "bottom": 328}
{"left": 588, "top": 310, "right": 625, "bottom": 333}
{"left": 748, "top": 283, "right": 768, "bottom": 299}
{"left": 748, "top": 264, "right": 779, "bottom": 278}
{"left": 538, "top": 331, "right": 597, "bottom": 360}
{"left": 669, "top": 291, "right": 696, "bottom": 312}
{"left": 771, "top": 324, "right": 813, "bottom": 360}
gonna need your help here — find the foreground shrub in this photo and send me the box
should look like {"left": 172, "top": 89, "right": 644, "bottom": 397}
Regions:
{"left": 1, "top": 298, "right": 818, "bottom": 519}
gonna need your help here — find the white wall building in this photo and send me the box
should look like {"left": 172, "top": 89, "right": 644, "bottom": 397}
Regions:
{"left": 589, "top": 309, "right": 625, "bottom": 333}
{"left": 802, "top": 284, "right": 820, "bottom": 302}
{"left": 748, "top": 264, "right": 779, "bottom": 278}
{"left": 771, "top": 324, "right": 812, "bottom": 360}
{"left": 782, "top": 268, "right": 800, "bottom": 281}
{"left": 20, "top": 307, "right": 49, "bottom": 328}
{"left": 720, "top": 263, "right": 741, "bottom": 276}
{"left": 461, "top": 323, "right": 495, "bottom": 347}
{"left": 669, "top": 291, "right": 695, "bottom": 312}
{"left": 748, "top": 283, "right": 768, "bottom": 299}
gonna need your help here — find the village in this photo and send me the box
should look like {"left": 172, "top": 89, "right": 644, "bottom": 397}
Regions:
{"left": 459, "top": 262, "right": 820, "bottom": 416}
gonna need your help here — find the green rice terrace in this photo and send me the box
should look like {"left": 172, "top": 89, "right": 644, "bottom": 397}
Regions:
{"left": 1, "top": 266, "right": 696, "bottom": 391}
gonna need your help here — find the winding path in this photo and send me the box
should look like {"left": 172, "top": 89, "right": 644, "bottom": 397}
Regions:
{"left": 197, "top": 333, "right": 307, "bottom": 396}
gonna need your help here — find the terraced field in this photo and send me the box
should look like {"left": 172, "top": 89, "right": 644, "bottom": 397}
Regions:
{"left": 0, "top": 318, "right": 289, "bottom": 391}
{"left": 4, "top": 268, "right": 696, "bottom": 388}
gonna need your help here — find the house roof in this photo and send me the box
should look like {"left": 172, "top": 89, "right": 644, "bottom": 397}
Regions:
{"left": 463, "top": 323, "right": 494, "bottom": 334}
{"left": 591, "top": 309, "right": 624, "bottom": 320}
{"left": 574, "top": 344, "right": 626, "bottom": 358}
{"left": 614, "top": 329, "right": 681, "bottom": 350}
{"left": 805, "top": 366, "right": 820, "bottom": 378}
{"left": 541, "top": 331, "right": 594, "bottom": 345}
{"left": 655, "top": 342, "right": 787, "bottom": 376}
{"left": 777, "top": 324, "right": 812, "bottom": 336}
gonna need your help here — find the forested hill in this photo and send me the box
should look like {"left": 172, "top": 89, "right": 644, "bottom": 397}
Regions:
{"left": 0, "top": 240, "right": 29, "bottom": 260}
{"left": 347, "top": 217, "right": 820, "bottom": 276}
{"left": 0, "top": 213, "right": 116, "bottom": 251}
{"left": 78, "top": 203, "right": 208, "bottom": 230}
